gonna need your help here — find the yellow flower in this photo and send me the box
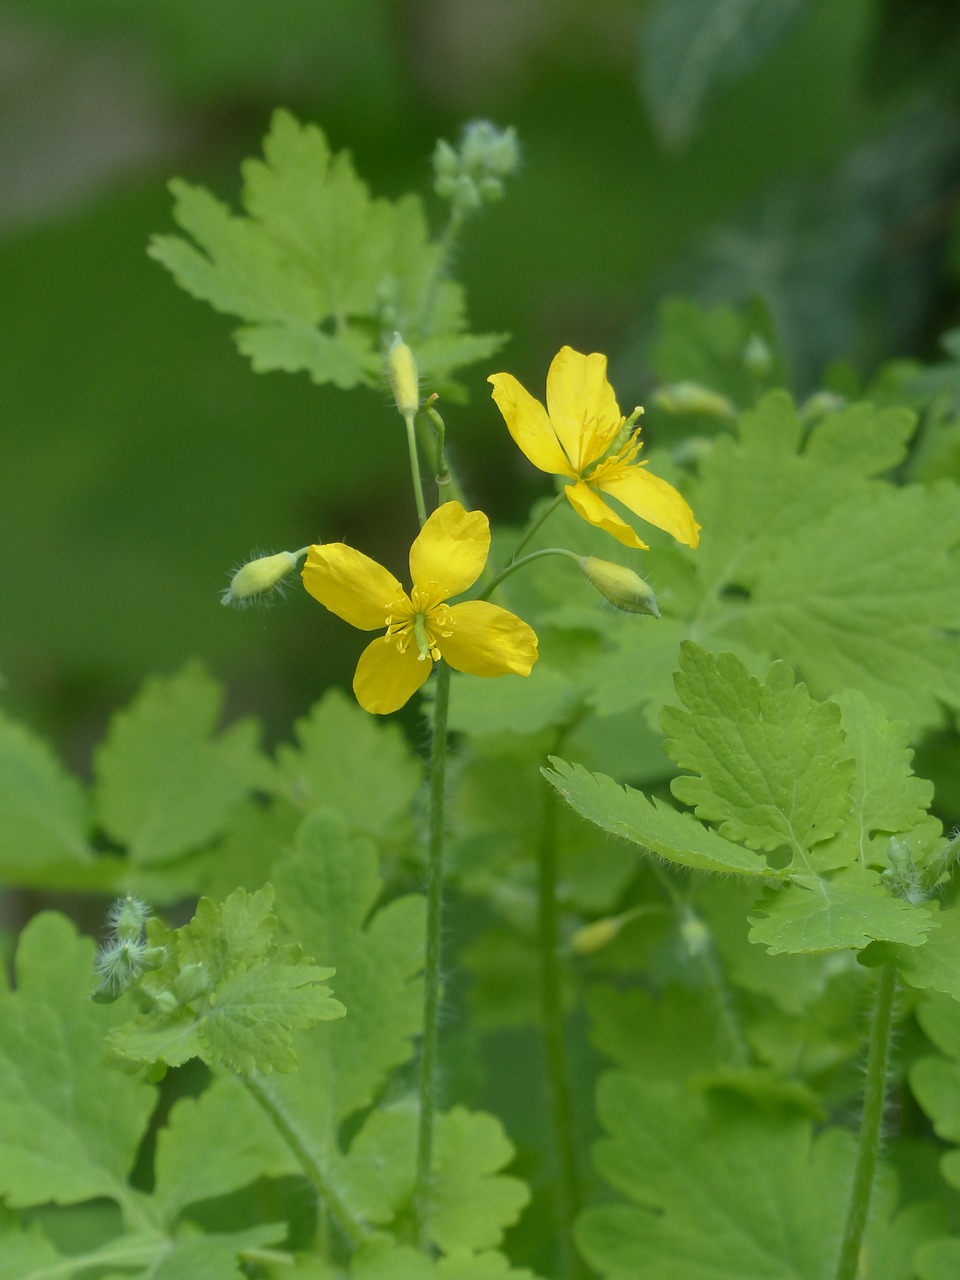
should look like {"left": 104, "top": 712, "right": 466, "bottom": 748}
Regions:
{"left": 488, "top": 346, "right": 700, "bottom": 550}
{"left": 302, "top": 502, "right": 539, "bottom": 715}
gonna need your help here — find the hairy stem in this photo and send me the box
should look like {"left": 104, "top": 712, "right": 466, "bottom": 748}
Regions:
{"left": 479, "top": 547, "right": 581, "bottom": 601}
{"left": 404, "top": 411, "right": 428, "bottom": 527}
{"left": 413, "top": 660, "right": 452, "bottom": 1248}
{"left": 537, "top": 775, "right": 585, "bottom": 1279}
{"left": 833, "top": 963, "right": 897, "bottom": 1280}
{"left": 241, "top": 1073, "right": 369, "bottom": 1247}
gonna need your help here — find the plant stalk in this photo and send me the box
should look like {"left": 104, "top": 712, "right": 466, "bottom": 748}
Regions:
{"left": 833, "top": 963, "right": 897, "bottom": 1280}
{"left": 242, "top": 1073, "right": 369, "bottom": 1247}
{"left": 404, "top": 411, "right": 428, "bottom": 527}
{"left": 536, "top": 774, "right": 584, "bottom": 1279}
{"left": 413, "top": 660, "right": 452, "bottom": 1248}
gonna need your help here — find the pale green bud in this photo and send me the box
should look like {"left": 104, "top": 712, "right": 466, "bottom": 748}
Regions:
{"left": 579, "top": 557, "right": 659, "bottom": 617}
{"left": 679, "top": 910, "right": 710, "bottom": 957}
{"left": 108, "top": 894, "right": 150, "bottom": 943}
{"left": 432, "top": 138, "right": 459, "bottom": 179}
{"left": 386, "top": 332, "right": 420, "bottom": 417}
{"left": 222, "top": 548, "right": 308, "bottom": 608}
{"left": 743, "top": 332, "right": 772, "bottom": 377}
{"left": 478, "top": 176, "right": 505, "bottom": 203}
{"left": 570, "top": 916, "right": 623, "bottom": 955}
{"left": 653, "top": 382, "right": 735, "bottom": 419}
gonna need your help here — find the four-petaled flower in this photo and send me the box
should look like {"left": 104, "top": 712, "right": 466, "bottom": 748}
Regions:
{"left": 302, "top": 501, "right": 538, "bottom": 715}
{"left": 489, "top": 345, "right": 700, "bottom": 550}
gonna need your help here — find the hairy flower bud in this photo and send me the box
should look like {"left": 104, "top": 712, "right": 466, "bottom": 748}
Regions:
{"left": 579, "top": 557, "right": 659, "bottom": 617}
{"left": 222, "top": 548, "right": 308, "bottom": 608}
{"left": 386, "top": 332, "right": 420, "bottom": 418}
{"left": 432, "top": 120, "right": 520, "bottom": 217}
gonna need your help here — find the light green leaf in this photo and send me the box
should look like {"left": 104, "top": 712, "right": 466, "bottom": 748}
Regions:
{"left": 446, "top": 667, "right": 582, "bottom": 737}
{"left": 639, "top": 0, "right": 808, "bottom": 147}
{"left": 338, "top": 1103, "right": 529, "bottom": 1255}
{"left": 150, "top": 110, "right": 502, "bottom": 390}
{"left": 578, "top": 1072, "right": 914, "bottom": 1280}
{"left": 590, "top": 392, "right": 960, "bottom": 731}
{"left": 588, "top": 986, "right": 728, "bottom": 1078}
{"left": 662, "top": 645, "right": 854, "bottom": 867}
{"left": 152, "top": 1076, "right": 291, "bottom": 1224}
{"left": 543, "top": 756, "right": 775, "bottom": 877}
{"left": 819, "top": 689, "right": 937, "bottom": 869}
{"left": 0, "top": 713, "right": 92, "bottom": 882}
{"left": 864, "top": 907, "right": 960, "bottom": 1000}
{"left": 917, "top": 1238, "right": 960, "bottom": 1280}
{"left": 0, "top": 1213, "right": 67, "bottom": 1280}
{"left": 748, "top": 868, "right": 935, "bottom": 954}
{"left": 247, "top": 811, "right": 424, "bottom": 1190}
{"left": 93, "top": 663, "right": 262, "bottom": 865}
{"left": 0, "top": 914, "right": 156, "bottom": 1209}
{"left": 269, "top": 689, "right": 422, "bottom": 838}
{"left": 109, "top": 886, "right": 344, "bottom": 1074}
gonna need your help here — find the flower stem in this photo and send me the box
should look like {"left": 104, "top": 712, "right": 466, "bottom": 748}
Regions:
{"left": 537, "top": 773, "right": 585, "bottom": 1280}
{"left": 413, "top": 660, "right": 452, "bottom": 1249}
{"left": 510, "top": 490, "right": 568, "bottom": 562}
{"left": 404, "top": 411, "right": 429, "bottom": 527}
{"left": 833, "top": 963, "right": 897, "bottom": 1280}
{"left": 479, "top": 547, "right": 581, "bottom": 601}
{"left": 241, "top": 1073, "right": 369, "bottom": 1247}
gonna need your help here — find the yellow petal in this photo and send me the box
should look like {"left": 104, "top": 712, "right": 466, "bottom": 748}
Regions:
{"left": 438, "top": 601, "right": 539, "bottom": 677}
{"left": 409, "top": 502, "right": 490, "bottom": 602}
{"left": 564, "top": 480, "right": 648, "bottom": 549}
{"left": 302, "top": 543, "right": 405, "bottom": 630}
{"left": 545, "top": 347, "right": 622, "bottom": 471}
{"left": 601, "top": 467, "right": 701, "bottom": 548}
{"left": 353, "top": 635, "right": 433, "bottom": 714}
{"left": 488, "top": 372, "right": 576, "bottom": 478}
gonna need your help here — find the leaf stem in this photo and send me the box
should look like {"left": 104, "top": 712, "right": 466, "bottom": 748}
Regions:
{"left": 404, "top": 411, "right": 429, "bottom": 527}
{"left": 241, "top": 1073, "right": 369, "bottom": 1248}
{"left": 413, "top": 660, "right": 452, "bottom": 1248}
{"left": 537, "top": 770, "right": 586, "bottom": 1280}
{"left": 833, "top": 963, "right": 897, "bottom": 1280}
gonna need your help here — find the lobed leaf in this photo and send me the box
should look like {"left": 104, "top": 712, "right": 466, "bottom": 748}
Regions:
{"left": 543, "top": 756, "right": 776, "bottom": 876}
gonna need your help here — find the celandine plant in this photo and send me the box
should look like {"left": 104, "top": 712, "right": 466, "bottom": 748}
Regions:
{"left": 2, "top": 110, "right": 960, "bottom": 1280}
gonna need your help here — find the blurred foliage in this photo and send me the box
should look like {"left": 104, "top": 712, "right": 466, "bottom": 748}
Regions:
{"left": 2, "top": 0, "right": 960, "bottom": 744}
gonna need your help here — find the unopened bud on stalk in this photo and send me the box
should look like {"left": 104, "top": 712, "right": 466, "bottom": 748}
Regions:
{"left": 386, "top": 332, "right": 420, "bottom": 418}
{"left": 570, "top": 915, "right": 624, "bottom": 955}
{"left": 653, "top": 382, "right": 735, "bottom": 419}
{"left": 221, "top": 548, "right": 309, "bottom": 608}
{"left": 579, "top": 558, "right": 659, "bottom": 617}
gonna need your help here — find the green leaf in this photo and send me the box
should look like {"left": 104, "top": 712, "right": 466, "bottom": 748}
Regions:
{"left": 589, "top": 392, "right": 960, "bottom": 732}
{"left": 109, "top": 885, "right": 344, "bottom": 1074}
{"left": 446, "top": 667, "right": 582, "bottom": 737}
{"left": 0, "top": 713, "right": 92, "bottom": 882}
{"left": 663, "top": 645, "right": 854, "bottom": 867}
{"left": 639, "top": 0, "right": 809, "bottom": 147}
{"left": 578, "top": 1072, "right": 915, "bottom": 1280}
{"left": 269, "top": 689, "right": 422, "bottom": 838}
{"left": 0, "top": 1213, "right": 67, "bottom": 1279}
{"left": 0, "top": 914, "right": 156, "bottom": 1209}
{"left": 543, "top": 756, "right": 776, "bottom": 877}
{"left": 150, "top": 110, "right": 502, "bottom": 390}
{"left": 93, "top": 662, "right": 262, "bottom": 865}
{"left": 818, "top": 689, "right": 938, "bottom": 869}
{"left": 864, "top": 907, "right": 960, "bottom": 999}
{"left": 748, "top": 868, "right": 935, "bottom": 954}
{"left": 243, "top": 812, "right": 424, "bottom": 1192}
{"left": 338, "top": 1103, "right": 529, "bottom": 1255}
{"left": 152, "top": 1075, "right": 290, "bottom": 1224}
{"left": 588, "top": 985, "right": 729, "bottom": 1078}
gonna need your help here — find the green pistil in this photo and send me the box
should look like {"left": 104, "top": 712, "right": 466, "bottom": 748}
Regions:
{"left": 413, "top": 614, "right": 432, "bottom": 661}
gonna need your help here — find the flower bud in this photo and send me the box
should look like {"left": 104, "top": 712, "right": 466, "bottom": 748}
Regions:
{"left": 743, "top": 332, "right": 772, "bottom": 377}
{"left": 570, "top": 915, "right": 623, "bottom": 955}
{"left": 578, "top": 558, "right": 659, "bottom": 617}
{"left": 221, "top": 548, "right": 307, "bottom": 608}
{"left": 653, "top": 382, "right": 735, "bottom": 419}
{"left": 432, "top": 138, "right": 459, "bottom": 179}
{"left": 386, "top": 332, "right": 420, "bottom": 418}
